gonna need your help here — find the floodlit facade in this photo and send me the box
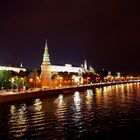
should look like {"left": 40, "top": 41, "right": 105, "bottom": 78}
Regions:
{"left": 0, "top": 65, "right": 26, "bottom": 73}
{"left": 41, "top": 41, "right": 95, "bottom": 88}
{"left": 51, "top": 64, "right": 83, "bottom": 73}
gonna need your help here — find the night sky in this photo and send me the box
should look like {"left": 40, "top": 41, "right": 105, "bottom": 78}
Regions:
{"left": 0, "top": 0, "right": 139, "bottom": 73}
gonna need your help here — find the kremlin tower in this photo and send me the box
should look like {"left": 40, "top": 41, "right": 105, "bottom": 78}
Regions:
{"left": 41, "top": 40, "right": 52, "bottom": 88}
{"left": 84, "top": 60, "right": 87, "bottom": 71}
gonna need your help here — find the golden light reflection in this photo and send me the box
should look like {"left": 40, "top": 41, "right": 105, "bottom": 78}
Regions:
{"left": 96, "top": 86, "right": 111, "bottom": 106}
{"left": 102, "top": 87, "right": 110, "bottom": 104}
{"left": 86, "top": 89, "right": 93, "bottom": 110}
{"left": 129, "top": 83, "right": 133, "bottom": 92}
{"left": 72, "top": 91, "right": 83, "bottom": 126}
{"left": 120, "top": 84, "right": 124, "bottom": 93}
{"left": 102, "top": 86, "right": 111, "bottom": 94}
{"left": 115, "top": 85, "right": 119, "bottom": 93}
{"left": 54, "top": 94, "right": 65, "bottom": 114}
{"left": 96, "top": 88, "right": 103, "bottom": 104}
{"left": 32, "top": 99, "right": 45, "bottom": 132}
{"left": 86, "top": 89, "right": 93, "bottom": 99}
{"left": 119, "top": 84, "right": 126, "bottom": 102}
{"left": 54, "top": 94, "right": 63, "bottom": 106}
{"left": 136, "top": 83, "right": 140, "bottom": 92}
{"left": 54, "top": 94, "right": 67, "bottom": 125}
{"left": 9, "top": 104, "right": 27, "bottom": 138}
{"left": 96, "top": 88, "right": 102, "bottom": 94}
{"left": 10, "top": 105, "right": 16, "bottom": 115}
{"left": 58, "top": 94, "right": 63, "bottom": 105}
{"left": 108, "top": 86, "right": 111, "bottom": 90}
{"left": 103, "top": 87, "right": 107, "bottom": 92}
{"left": 126, "top": 83, "right": 130, "bottom": 92}
{"left": 34, "top": 99, "right": 42, "bottom": 112}
{"left": 73, "top": 91, "right": 81, "bottom": 111}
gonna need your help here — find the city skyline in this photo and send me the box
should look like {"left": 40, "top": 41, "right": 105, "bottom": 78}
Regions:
{"left": 0, "top": 0, "right": 139, "bottom": 73}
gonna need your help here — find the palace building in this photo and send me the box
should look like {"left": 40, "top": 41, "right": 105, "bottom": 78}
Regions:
{"left": 41, "top": 41, "right": 95, "bottom": 88}
{"left": 0, "top": 63, "right": 26, "bottom": 73}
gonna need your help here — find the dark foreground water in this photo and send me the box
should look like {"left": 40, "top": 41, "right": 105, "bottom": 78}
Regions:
{"left": 1, "top": 83, "right": 140, "bottom": 139}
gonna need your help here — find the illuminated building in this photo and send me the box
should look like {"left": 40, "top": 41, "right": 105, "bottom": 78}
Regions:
{"left": 84, "top": 60, "right": 87, "bottom": 71}
{"left": 0, "top": 65, "right": 26, "bottom": 73}
{"left": 41, "top": 41, "right": 95, "bottom": 87}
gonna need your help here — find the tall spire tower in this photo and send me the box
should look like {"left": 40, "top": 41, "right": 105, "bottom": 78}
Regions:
{"left": 41, "top": 40, "right": 51, "bottom": 88}
{"left": 20, "top": 62, "right": 23, "bottom": 67}
{"left": 84, "top": 59, "right": 87, "bottom": 71}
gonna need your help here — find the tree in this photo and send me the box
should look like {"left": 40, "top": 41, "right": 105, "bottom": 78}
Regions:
{"left": 0, "top": 71, "right": 11, "bottom": 89}
{"left": 28, "top": 69, "right": 39, "bottom": 88}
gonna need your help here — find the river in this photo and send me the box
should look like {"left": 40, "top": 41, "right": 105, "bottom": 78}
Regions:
{"left": 0, "top": 83, "right": 140, "bottom": 139}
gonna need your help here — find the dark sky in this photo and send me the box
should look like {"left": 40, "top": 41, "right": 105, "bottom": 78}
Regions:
{"left": 0, "top": 0, "right": 139, "bottom": 73}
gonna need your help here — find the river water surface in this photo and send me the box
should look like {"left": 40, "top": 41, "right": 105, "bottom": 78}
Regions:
{"left": 0, "top": 83, "right": 140, "bottom": 139}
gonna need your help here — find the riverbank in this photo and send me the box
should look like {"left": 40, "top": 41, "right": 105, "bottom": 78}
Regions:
{"left": 0, "top": 80, "right": 139, "bottom": 103}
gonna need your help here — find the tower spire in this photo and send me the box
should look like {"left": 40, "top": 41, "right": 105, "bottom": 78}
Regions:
{"left": 41, "top": 40, "right": 51, "bottom": 88}
{"left": 84, "top": 59, "right": 87, "bottom": 70}
{"left": 20, "top": 62, "right": 23, "bottom": 67}
{"left": 42, "top": 40, "right": 51, "bottom": 65}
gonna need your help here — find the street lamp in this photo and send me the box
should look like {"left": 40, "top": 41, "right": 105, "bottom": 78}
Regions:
{"left": 36, "top": 76, "right": 41, "bottom": 88}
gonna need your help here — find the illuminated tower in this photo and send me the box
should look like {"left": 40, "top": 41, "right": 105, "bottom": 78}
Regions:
{"left": 20, "top": 62, "right": 23, "bottom": 67}
{"left": 41, "top": 40, "right": 51, "bottom": 88}
{"left": 84, "top": 60, "right": 87, "bottom": 71}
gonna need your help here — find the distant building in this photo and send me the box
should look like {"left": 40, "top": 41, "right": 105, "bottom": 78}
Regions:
{"left": 84, "top": 60, "right": 87, "bottom": 71}
{"left": 0, "top": 65, "right": 26, "bottom": 73}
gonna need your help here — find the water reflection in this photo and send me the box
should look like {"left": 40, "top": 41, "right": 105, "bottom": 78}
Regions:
{"left": 72, "top": 91, "right": 87, "bottom": 138}
{"left": 31, "top": 99, "right": 46, "bottom": 132}
{"left": 73, "top": 91, "right": 82, "bottom": 120}
{"left": 102, "top": 86, "right": 110, "bottom": 105}
{"left": 54, "top": 94, "right": 63, "bottom": 106}
{"left": 120, "top": 84, "right": 124, "bottom": 93}
{"left": 129, "top": 83, "right": 133, "bottom": 92}
{"left": 54, "top": 94, "right": 66, "bottom": 120}
{"left": 10, "top": 105, "right": 16, "bottom": 115}
{"left": 96, "top": 88, "right": 103, "bottom": 104}
{"left": 54, "top": 94, "right": 68, "bottom": 138}
{"left": 73, "top": 91, "right": 81, "bottom": 111}
{"left": 103, "top": 86, "right": 107, "bottom": 92}
{"left": 115, "top": 85, "right": 119, "bottom": 93}
{"left": 126, "top": 83, "right": 130, "bottom": 92}
{"left": 86, "top": 89, "right": 93, "bottom": 98}
{"left": 34, "top": 98, "right": 42, "bottom": 112}
{"left": 86, "top": 89, "right": 93, "bottom": 111}
{"left": 1, "top": 83, "right": 140, "bottom": 139}
{"left": 136, "top": 83, "right": 140, "bottom": 92}
{"left": 9, "top": 104, "right": 27, "bottom": 138}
